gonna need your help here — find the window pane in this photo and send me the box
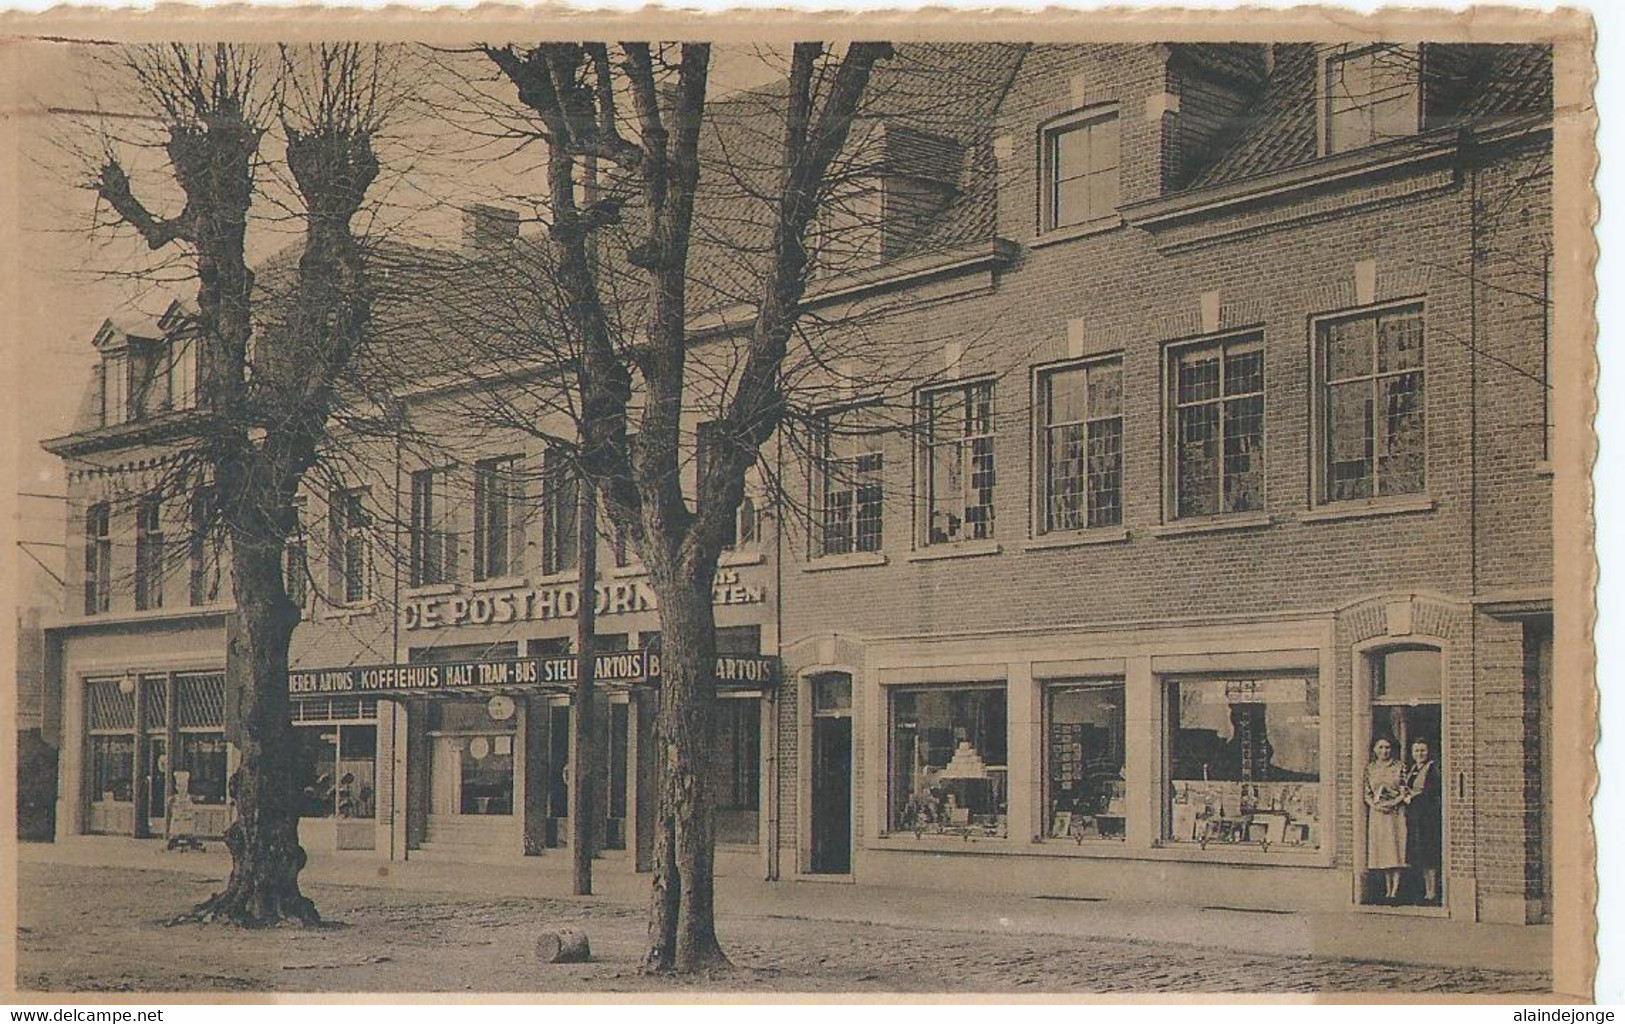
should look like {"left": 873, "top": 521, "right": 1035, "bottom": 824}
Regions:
{"left": 712, "top": 699, "right": 761, "bottom": 844}
{"left": 1224, "top": 346, "right": 1264, "bottom": 396}
{"left": 177, "top": 734, "right": 229, "bottom": 805}
{"left": 1375, "top": 648, "right": 1441, "bottom": 700}
{"left": 1047, "top": 366, "right": 1088, "bottom": 425}
{"left": 890, "top": 687, "right": 1008, "bottom": 837}
{"left": 1377, "top": 372, "right": 1426, "bottom": 494}
{"left": 1053, "top": 174, "right": 1091, "bottom": 228}
{"left": 1086, "top": 363, "right": 1123, "bottom": 419}
{"left": 1086, "top": 419, "right": 1123, "bottom": 527}
{"left": 1377, "top": 311, "right": 1424, "bottom": 373}
{"left": 294, "top": 726, "right": 339, "bottom": 818}
{"left": 1052, "top": 125, "right": 1089, "bottom": 180}
{"left": 1326, "top": 381, "right": 1375, "bottom": 501}
{"left": 1167, "top": 677, "right": 1321, "bottom": 848}
{"left": 1087, "top": 171, "right": 1119, "bottom": 220}
{"left": 1222, "top": 394, "right": 1265, "bottom": 513}
{"left": 856, "top": 473, "right": 883, "bottom": 553}
{"left": 459, "top": 735, "right": 515, "bottom": 815}
{"left": 1325, "top": 318, "right": 1373, "bottom": 382}
{"left": 1046, "top": 682, "right": 1127, "bottom": 842}
{"left": 1177, "top": 352, "right": 1220, "bottom": 405}
{"left": 966, "top": 435, "right": 996, "bottom": 539}
{"left": 1046, "top": 423, "right": 1086, "bottom": 532}
{"left": 338, "top": 725, "right": 377, "bottom": 820}
{"left": 90, "top": 734, "right": 134, "bottom": 803}
{"left": 1088, "top": 117, "right": 1118, "bottom": 173}
{"left": 1176, "top": 403, "right": 1220, "bottom": 517}
{"left": 928, "top": 441, "right": 963, "bottom": 543}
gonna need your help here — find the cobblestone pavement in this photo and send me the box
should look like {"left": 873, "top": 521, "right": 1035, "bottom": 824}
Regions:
{"left": 17, "top": 862, "right": 1552, "bottom": 994}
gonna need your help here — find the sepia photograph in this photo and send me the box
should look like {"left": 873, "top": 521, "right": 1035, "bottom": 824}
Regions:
{"left": 1, "top": 7, "right": 1597, "bottom": 1001}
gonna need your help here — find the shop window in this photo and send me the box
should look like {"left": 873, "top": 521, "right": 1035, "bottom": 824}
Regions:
{"left": 1168, "top": 336, "right": 1265, "bottom": 519}
{"left": 1320, "top": 304, "right": 1426, "bottom": 502}
{"left": 919, "top": 381, "right": 996, "bottom": 546}
{"left": 84, "top": 503, "right": 111, "bottom": 615}
{"left": 409, "top": 468, "right": 458, "bottom": 587}
{"left": 712, "top": 698, "right": 761, "bottom": 844}
{"left": 177, "top": 734, "right": 228, "bottom": 805}
{"left": 188, "top": 486, "right": 221, "bottom": 607}
{"left": 815, "top": 405, "right": 884, "bottom": 557}
{"left": 1166, "top": 675, "right": 1321, "bottom": 849}
{"left": 1041, "top": 107, "right": 1120, "bottom": 231}
{"left": 1038, "top": 359, "right": 1123, "bottom": 533}
{"left": 134, "top": 495, "right": 164, "bottom": 611}
{"left": 329, "top": 487, "right": 372, "bottom": 605}
{"left": 474, "top": 456, "right": 524, "bottom": 581}
{"left": 1044, "top": 680, "right": 1127, "bottom": 842}
{"left": 606, "top": 701, "right": 630, "bottom": 839}
{"left": 294, "top": 726, "right": 340, "bottom": 818}
{"left": 89, "top": 734, "right": 135, "bottom": 805}
{"left": 542, "top": 450, "right": 579, "bottom": 576}
{"left": 889, "top": 685, "right": 1008, "bottom": 838}
{"left": 293, "top": 724, "right": 377, "bottom": 820}
{"left": 717, "top": 625, "right": 761, "bottom": 655}
{"left": 1324, "top": 44, "right": 1420, "bottom": 154}
{"left": 429, "top": 699, "right": 517, "bottom": 817}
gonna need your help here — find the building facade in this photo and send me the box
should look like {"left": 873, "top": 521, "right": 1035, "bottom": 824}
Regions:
{"left": 39, "top": 42, "right": 1556, "bottom": 926}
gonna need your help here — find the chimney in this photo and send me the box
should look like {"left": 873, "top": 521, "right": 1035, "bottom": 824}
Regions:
{"left": 464, "top": 203, "right": 520, "bottom": 252}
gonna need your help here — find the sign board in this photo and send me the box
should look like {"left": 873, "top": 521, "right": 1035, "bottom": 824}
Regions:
{"left": 400, "top": 568, "right": 765, "bottom": 632}
{"left": 289, "top": 651, "right": 778, "bottom": 698}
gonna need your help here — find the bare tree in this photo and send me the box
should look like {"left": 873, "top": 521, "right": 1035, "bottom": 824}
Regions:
{"left": 86, "top": 42, "right": 397, "bottom": 926}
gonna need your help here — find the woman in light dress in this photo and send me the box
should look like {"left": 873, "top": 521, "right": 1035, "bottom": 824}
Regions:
{"left": 1365, "top": 736, "right": 1408, "bottom": 901}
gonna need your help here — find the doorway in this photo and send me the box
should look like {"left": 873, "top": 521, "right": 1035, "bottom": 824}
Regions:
{"left": 1363, "top": 647, "right": 1445, "bottom": 909}
{"left": 809, "top": 674, "right": 853, "bottom": 875}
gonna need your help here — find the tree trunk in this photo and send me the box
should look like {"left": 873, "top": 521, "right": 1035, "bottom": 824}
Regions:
{"left": 173, "top": 460, "right": 317, "bottom": 927}
{"left": 641, "top": 565, "right": 728, "bottom": 974}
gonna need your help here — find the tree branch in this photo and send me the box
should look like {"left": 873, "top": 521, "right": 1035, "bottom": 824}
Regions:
{"left": 95, "top": 157, "right": 194, "bottom": 248}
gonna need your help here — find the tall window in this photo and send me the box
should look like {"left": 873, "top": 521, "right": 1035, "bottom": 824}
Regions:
{"left": 711, "top": 698, "right": 761, "bottom": 844}
{"left": 84, "top": 503, "right": 111, "bottom": 615}
{"left": 134, "top": 495, "right": 164, "bottom": 611}
{"left": 1324, "top": 44, "right": 1420, "bottom": 154}
{"left": 410, "top": 468, "right": 458, "bottom": 587}
{"left": 1169, "top": 336, "right": 1265, "bottom": 519}
{"left": 188, "top": 487, "right": 220, "bottom": 607}
{"left": 474, "top": 457, "right": 523, "bottom": 581}
{"left": 330, "top": 487, "right": 372, "bottom": 605}
{"left": 168, "top": 336, "right": 197, "bottom": 412}
{"left": 1042, "top": 108, "right": 1120, "bottom": 231}
{"left": 816, "top": 406, "right": 884, "bottom": 557}
{"left": 1320, "top": 305, "right": 1426, "bottom": 502}
{"left": 921, "top": 381, "right": 996, "bottom": 545}
{"left": 1044, "top": 680, "right": 1127, "bottom": 841}
{"left": 284, "top": 498, "right": 308, "bottom": 614}
{"left": 542, "top": 451, "right": 578, "bottom": 576}
{"left": 100, "top": 353, "right": 128, "bottom": 427}
{"left": 1039, "top": 359, "right": 1123, "bottom": 533}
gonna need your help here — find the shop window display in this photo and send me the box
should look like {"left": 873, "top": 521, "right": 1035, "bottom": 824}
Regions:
{"left": 90, "top": 733, "right": 135, "bottom": 804}
{"left": 1045, "top": 681, "right": 1127, "bottom": 842}
{"left": 293, "top": 724, "right": 377, "bottom": 819}
{"left": 1166, "top": 676, "right": 1321, "bottom": 849}
{"left": 889, "top": 686, "right": 1008, "bottom": 838}
{"left": 177, "top": 734, "right": 229, "bottom": 805}
{"left": 712, "top": 698, "right": 761, "bottom": 844}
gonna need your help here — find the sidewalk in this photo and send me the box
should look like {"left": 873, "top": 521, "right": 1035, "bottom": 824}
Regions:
{"left": 23, "top": 837, "right": 1551, "bottom": 975}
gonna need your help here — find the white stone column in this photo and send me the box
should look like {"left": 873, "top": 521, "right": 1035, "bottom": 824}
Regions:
{"left": 1125, "top": 656, "right": 1157, "bottom": 849}
{"left": 1005, "top": 661, "right": 1038, "bottom": 844}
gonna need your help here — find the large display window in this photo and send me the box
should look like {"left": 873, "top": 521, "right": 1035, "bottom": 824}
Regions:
{"left": 889, "top": 685, "right": 1008, "bottom": 838}
{"left": 1165, "top": 675, "right": 1321, "bottom": 849}
{"left": 429, "top": 700, "right": 517, "bottom": 817}
{"left": 712, "top": 697, "right": 761, "bottom": 845}
{"left": 294, "top": 723, "right": 377, "bottom": 819}
{"left": 1044, "top": 680, "right": 1127, "bottom": 842}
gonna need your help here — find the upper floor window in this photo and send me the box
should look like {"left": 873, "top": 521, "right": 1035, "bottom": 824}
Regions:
{"left": 409, "top": 467, "right": 459, "bottom": 587}
{"left": 134, "top": 495, "right": 164, "bottom": 611}
{"left": 1168, "top": 335, "right": 1265, "bottom": 519}
{"left": 188, "top": 487, "right": 221, "bottom": 607}
{"left": 84, "top": 502, "right": 111, "bottom": 615}
{"left": 1319, "top": 304, "right": 1426, "bottom": 503}
{"left": 473, "top": 457, "right": 523, "bottom": 582}
{"left": 1042, "top": 108, "right": 1119, "bottom": 232}
{"left": 1323, "top": 44, "right": 1421, "bottom": 155}
{"left": 284, "top": 498, "right": 309, "bottom": 615}
{"left": 99, "top": 354, "right": 128, "bottom": 428}
{"left": 98, "top": 336, "right": 197, "bottom": 427}
{"left": 815, "top": 405, "right": 884, "bottom": 557}
{"left": 920, "top": 380, "right": 996, "bottom": 545}
{"left": 329, "top": 487, "right": 372, "bottom": 605}
{"left": 168, "top": 335, "right": 197, "bottom": 412}
{"left": 1038, "top": 359, "right": 1123, "bottom": 533}
{"left": 541, "top": 451, "right": 579, "bottom": 577}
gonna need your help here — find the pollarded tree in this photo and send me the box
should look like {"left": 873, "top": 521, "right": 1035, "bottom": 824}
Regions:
{"left": 89, "top": 42, "right": 397, "bottom": 926}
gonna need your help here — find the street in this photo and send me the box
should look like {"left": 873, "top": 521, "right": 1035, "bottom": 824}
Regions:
{"left": 17, "top": 861, "right": 1553, "bottom": 994}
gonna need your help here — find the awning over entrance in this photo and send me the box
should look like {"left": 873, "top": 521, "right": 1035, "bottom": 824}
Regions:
{"left": 288, "top": 651, "right": 778, "bottom": 700}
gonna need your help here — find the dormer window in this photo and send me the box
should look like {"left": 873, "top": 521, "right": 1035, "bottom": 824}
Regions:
{"left": 1323, "top": 44, "right": 1421, "bottom": 155}
{"left": 1041, "top": 106, "right": 1120, "bottom": 232}
{"left": 99, "top": 353, "right": 128, "bottom": 427}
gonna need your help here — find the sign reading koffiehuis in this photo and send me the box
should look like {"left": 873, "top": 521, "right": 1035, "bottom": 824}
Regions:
{"left": 401, "top": 569, "right": 764, "bottom": 631}
{"left": 288, "top": 651, "right": 778, "bottom": 696}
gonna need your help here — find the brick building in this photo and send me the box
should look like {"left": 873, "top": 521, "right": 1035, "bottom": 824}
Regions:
{"left": 38, "top": 42, "right": 1556, "bottom": 926}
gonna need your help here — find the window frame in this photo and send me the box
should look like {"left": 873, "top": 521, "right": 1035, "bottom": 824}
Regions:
{"left": 1311, "top": 300, "right": 1429, "bottom": 506}
{"left": 916, "top": 378, "right": 998, "bottom": 548}
{"left": 541, "top": 450, "right": 579, "bottom": 577}
{"left": 812, "top": 401, "right": 886, "bottom": 558}
{"left": 84, "top": 502, "right": 112, "bottom": 615}
{"left": 473, "top": 456, "right": 524, "bottom": 582}
{"left": 284, "top": 497, "right": 309, "bottom": 616}
{"left": 1320, "top": 43, "right": 1424, "bottom": 157}
{"left": 1034, "top": 355, "right": 1125, "bottom": 535}
{"left": 408, "top": 466, "right": 458, "bottom": 588}
{"left": 134, "top": 494, "right": 165, "bottom": 611}
{"left": 1039, "top": 105, "right": 1122, "bottom": 235}
{"left": 1164, "top": 332, "right": 1268, "bottom": 522}
{"left": 188, "top": 486, "right": 221, "bottom": 607}
{"left": 330, "top": 486, "right": 373, "bottom": 606}
{"left": 885, "top": 682, "right": 1010, "bottom": 839}
{"left": 1041, "top": 677, "right": 1129, "bottom": 843}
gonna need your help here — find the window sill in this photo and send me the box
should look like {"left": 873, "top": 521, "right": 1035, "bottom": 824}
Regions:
{"left": 404, "top": 583, "right": 457, "bottom": 598}
{"left": 872, "top": 833, "right": 1013, "bottom": 851}
{"left": 803, "top": 551, "right": 889, "bottom": 573}
{"left": 720, "top": 549, "right": 765, "bottom": 568}
{"left": 471, "top": 575, "right": 528, "bottom": 592}
{"left": 608, "top": 563, "right": 646, "bottom": 579}
{"left": 317, "top": 602, "right": 377, "bottom": 622}
{"left": 530, "top": 571, "right": 579, "bottom": 588}
{"left": 1149, "top": 514, "right": 1272, "bottom": 538}
{"left": 867, "top": 835, "right": 1332, "bottom": 867}
{"left": 1534, "top": 460, "right": 1555, "bottom": 478}
{"left": 1298, "top": 496, "right": 1434, "bottom": 523}
{"left": 1030, "top": 215, "right": 1124, "bottom": 249}
{"left": 1022, "top": 527, "right": 1129, "bottom": 551}
{"left": 906, "top": 540, "right": 1003, "bottom": 563}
